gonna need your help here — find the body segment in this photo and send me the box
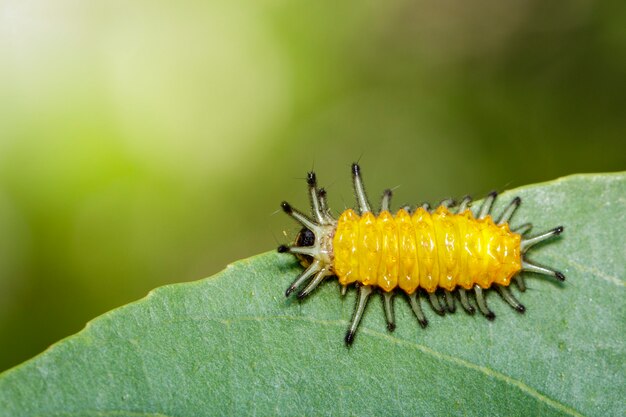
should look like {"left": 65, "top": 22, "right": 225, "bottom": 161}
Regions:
{"left": 333, "top": 207, "right": 522, "bottom": 293}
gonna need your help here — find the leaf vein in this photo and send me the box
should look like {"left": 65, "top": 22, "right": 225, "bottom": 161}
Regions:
{"left": 209, "top": 315, "right": 585, "bottom": 417}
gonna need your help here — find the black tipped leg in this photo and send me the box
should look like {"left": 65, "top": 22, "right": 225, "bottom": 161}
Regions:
{"left": 284, "top": 261, "right": 322, "bottom": 298}
{"left": 514, "top": 275, "right": 527, "bottom": 292}
{"left": 474, "top": 285, "right": 496, "bottom": 320}
{"left": 479, "top": 191, "right": 498, "bottom": 219}
{"left": 522, "top": 261, "right": 566, "bottom": 282}
{"left": 345, "top": 331, "right": 355, "bottom": 346}
{"left": 458, "top": 289, "right": 475, "bottom": 315}
{"left": 443, "top": 290, "right": 456, "bottom": 313}
{"left": 428, "top": 292, "right": 446, "bottom": 316}
{"left": 344, "top": 285, "right": 373, "bottom": 346}
{"left": 340, "top": 285, "right": 348, "bottom": 296}
{"left": 351, "top": 163, "right": 371, "bottom": 214}
{"left": 351, "top": 163, "right": 360, "bottom": 175}
{"left": 306, "top": 172, "right": 326, "bottom": 224}
{"left": 438, "top": 199, "right": 456, "bottom": 209}
{"left": 514, "top": 223, "right": 533, "bottom": 236}
{"left": 521, "top": 226, "right": 565, "bottom": 251}
{"left": 277, "top": 245, "right": 289, "bottom": 253}
{"left": 496, "top": 284, "right": 525, "bottom": 314}
{"left": 458, "top": 195, "right": 473, "bottom": 212}
{"left": 380, "top": 189, "right": 393, "bottom": 212}
{"left": 296, "top": 269, "right": 329, "bottom": 299}
{"left": 408, "top": 291, "right": 429, "bottom": 328}
{"left": 280, "top": 201, "right": 292, "bottom": 213}
{"left": 317, "top": 187, "right": 335, "bottom": 223}
{"left": 498, "top": 196, "right": 522, "bottom": 224}
{"left": 382, "top": 292, "right": 396, "bottom": 333}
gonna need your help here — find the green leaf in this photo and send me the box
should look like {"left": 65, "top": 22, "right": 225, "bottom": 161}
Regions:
{"left": 1, "top": 173, "right": 624, "bottom": 417}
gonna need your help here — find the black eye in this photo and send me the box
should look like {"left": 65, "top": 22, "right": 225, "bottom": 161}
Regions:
{"left": 296, "top": 228, "right": 315, "bottom": 247}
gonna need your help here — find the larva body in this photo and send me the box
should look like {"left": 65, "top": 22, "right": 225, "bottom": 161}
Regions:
{"left": 278, "top": 164, "right": 565, "bottom": 345}
{"left": 333, "top": 207, "right": 521, "bottom": 293}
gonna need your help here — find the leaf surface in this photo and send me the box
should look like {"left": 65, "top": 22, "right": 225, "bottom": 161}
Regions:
{"left": 1, "top": 173, "right": 624, "bottom": 417}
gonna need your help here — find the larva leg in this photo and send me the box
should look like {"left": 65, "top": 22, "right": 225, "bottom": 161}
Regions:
{"left": 474, "top": 285, "right": 495, "bottom": 320}
{"left": 514, "top": 275, "right": 526, "bottom": 292}
{"left": 345, "top": 284, "right": 373, "bottom": 346}
{"left": 458, "top": 289, "right": 475, "bottom": 314}
{"left": 428, "top": 292, "right": 446, "bottom": 316}
{"left": 382, "top": 291, "right": 396, "bottom": 332}
{"left": 284, "top": 259, "right": 322, "bottom": 297}
{"left": 401, "top": 204, "right": 412, "bottom": 213}
{"left": 438, "top": 198, "right": 455, "bottom": 209}
{"left": 277, "top": 244, "right": 316, "bottom": 257}
{"left": 495, "top": 284, "right": 525, "bottom": 313}
{"left": 498, "top": 196, "right": 521, "bottom": 225}
{"left": 458, "top": 195, "right": 472, "bottom": 212}
{"left": 420, "top": 202, "right": 431, "bottom": 211}
{"left": 522, "top": 261, "right": 566, "bottom": 281}
{"left": 306, "top": 172, "right": 326, "bottom": 224}
{"left": 340, "top": 284, "right": 348, "bottom": 296}
{"left": 280, "top": 202, "right": 322, "bottom": 235}
{"left": 443, "top": 290, "right": 456, "bottom": 313}
{"left": 521, "top": 226, "right": 564, "bottom": 252}
{"left": 380, "top": 189, "right": 392, "bottom": 213}
{"left": 297, "top": 268, "right": 331, "bottom": 299}
{"left": 514, "top": 223, "right": 533, "bottom": 235}
{"left": 407, "top": 292, "right": 428, "bottom": 328}
{"left": 317, "top": 188, "right": 335, "bottom": 223}
{"left": 478, "top": 191, "right": 497, "bottom": 219}
{"left": 351, "top": 163, "right": 372, "bottom": 214}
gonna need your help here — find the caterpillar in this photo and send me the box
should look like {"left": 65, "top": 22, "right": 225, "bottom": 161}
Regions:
{"left": 277, "top": 164, "right": 565, "bottom": 345}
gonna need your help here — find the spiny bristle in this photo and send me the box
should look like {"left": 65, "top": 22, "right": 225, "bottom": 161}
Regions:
{"left": 345, "top": 331, "right": 355, "bottom": 346}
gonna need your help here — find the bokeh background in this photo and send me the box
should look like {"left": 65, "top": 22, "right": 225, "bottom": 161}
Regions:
{"left": 1, "top": 0, "right": 625, "bottom": 372}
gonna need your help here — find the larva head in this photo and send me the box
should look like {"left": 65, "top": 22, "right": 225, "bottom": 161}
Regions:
{"left": 277, "top": 172, "right": 336, "bottom": 268}
{"left": 294, "top": 227, "right": 315, "bottom": 267}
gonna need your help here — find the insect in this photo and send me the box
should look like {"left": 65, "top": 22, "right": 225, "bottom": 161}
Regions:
{"left": 278, "top": 164, "right": 565, "bottom": 345}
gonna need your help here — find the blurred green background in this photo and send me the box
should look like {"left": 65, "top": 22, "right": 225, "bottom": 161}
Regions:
{"left": 1, "top": 0, "right": 625, "bottom": 372}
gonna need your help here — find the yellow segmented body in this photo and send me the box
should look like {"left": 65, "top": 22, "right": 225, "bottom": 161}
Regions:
{"left": 332, "top": 206, "right": 522, "bottom": 293}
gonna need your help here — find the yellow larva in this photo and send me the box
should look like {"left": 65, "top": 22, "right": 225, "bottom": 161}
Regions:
{"left": 278, "top": 164, "right": 565, "bottom": 345}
